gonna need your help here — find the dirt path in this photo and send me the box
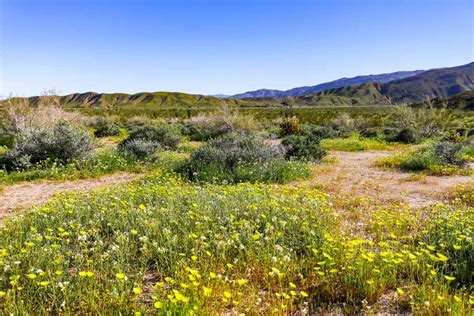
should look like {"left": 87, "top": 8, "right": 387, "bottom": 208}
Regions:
{"left": 298, "top": 150, "right": 473, "bottom": 208}
{"left": 0, "top": 172, "right": 142, "bottom": 220}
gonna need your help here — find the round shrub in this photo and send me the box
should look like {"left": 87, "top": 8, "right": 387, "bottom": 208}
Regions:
{"left": 94, "top": 123, "right": 121, "bottom": 138}
{"left": 118, "top": 139, "right": 161, "bottom": 160}
{"left": 433, "top": 141, "right": 465, "bottom": 166}
{"left": 183, "top": 120, "right": 231, "bottom": 141}
{"left": 181, "top": 134, "right": 307, "bottom": 183}
{"left": 282, "top": 134, "right": 326, "bottom": 161}
{"left": 6, "top": 123, "right": 95, "bottom": 170}
{"left": 395, "top": 128, "right": 421, "bottom": 144}
{"left": 360, "top": 128, "right": 379, "bottom": 138}
{"left": 123, "top": 125, "right": 181, "bottom": 150}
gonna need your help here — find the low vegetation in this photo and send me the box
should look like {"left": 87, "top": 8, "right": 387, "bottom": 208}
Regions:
{"left": 0, "top": 171, "right": 472, "bottom": 314}
{"left": 376, "top": 141, "right": 472, "bottom": 175}
{"left": 320, "top": 134, "right": 400, "bottom": 152}
{"left": 180, "top": 134, "right": 310, "bottom": 184}
{"left": 0, "top": 97, "right": 472, "bottom": 314}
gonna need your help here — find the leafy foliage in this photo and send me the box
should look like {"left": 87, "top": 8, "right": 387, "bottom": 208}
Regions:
{"left": 282, "top": 134, "right": 326, "bottom": 161}
{"left": 117, "top": 139, "right": 161, "bottom": 160}
{"left": 121, "top": 125, "right": 181, "bottom": 150}
{"left": 5, "top": 123, "right": 95, "bottom": 170}
{"left": 181, "top": 134, "right": 308, "bottom": 183}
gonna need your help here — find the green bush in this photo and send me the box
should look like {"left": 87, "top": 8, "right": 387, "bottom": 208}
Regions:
{"left": 282, "top": 134, "right": 326, "bottom": 161}
{"left": 183, "top": 119, "right": 231, "bottom": 141}
{"left": 181, "top": 134, "right": 309, "bottom": 183}
{"left": 394, "top": 128, "right": 421, "bottom": 144}
{"left": 121, "top": 125, "right": 181, "bottom": 150}
{"left": 433, "top": 141, "right": 465, "bottom": 166}
{"left": 94, "top": 123, "right": 121, "bottom": 137}
{"left": 376, "top": 141, "right": 469, "bottom": 175}
{"left": 5, "top": 123, "right": 95, "bottom": 171}
{"left": 304, "top": 125, "right": 340, "bottom": 139}
{"left": 360, "top": 128, "right": 379, "bottom": 138}
{"left": 117, "top": 139, "right": 161, "bottom": 160}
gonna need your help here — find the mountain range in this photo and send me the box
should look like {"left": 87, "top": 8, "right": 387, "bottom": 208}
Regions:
{"left": 230, "top": 70, "right": 425, "bottom": 99}
{"left": 244, "top": 62, "right": 474, "bottom": 106}
{"left": 6, "top": 62, "right": 473, "bottom": 109}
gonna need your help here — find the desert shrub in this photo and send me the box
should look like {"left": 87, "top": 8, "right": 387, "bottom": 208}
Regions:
{"left": 181, "top": 134, "right": 308, "bottom": 183}
{"left": 394, "top": 128, "right": 421, "bottom": 144}
{"left": 183, "top": 116, "right": 231, "bottom": 141}
{"left": 0, "top": 91, "right": 81, "bottom": 135}
{"left": 121, "top": 125, "right": 181, "bottom": 150}
{"left": 304, "top": 125, "right": 340, "bottom": 139}
{"left": 279, "top": 116, "right": 302, "bottom": 136}
{"left": 117, "top": 139, "right": 161, "bottom": 160}
{"left": 282, "top": 134, "right": 326, "bottom": 161}
{"left": 360, "top": 128, "right": 379, "bottom": 138}
{"left": 89, "top": 116, "right": 122, "bottom": 137}
{"left": 391, "top": 103, "right": 453, "bottom": 137}
{"left": 94, "top": 123, "right": 121, "bottom": 137}
{"left": 5, "top": 123, "right": 95, "bottom": 170}
{"left": 330, "top": 113, "right": 371, "bottom": 135}
{"left": 183, "top": 112, "right": 259, "bottom": 141}
{"left": 433, "top": 141, "right": 465, "bottom": 166}
{"left": 376, "top": 141, "right": 469, "bottom": 175}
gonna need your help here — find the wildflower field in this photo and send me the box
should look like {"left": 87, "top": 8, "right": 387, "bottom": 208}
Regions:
{"left": 0, "top": 169, "right": 472, "bottom": 314}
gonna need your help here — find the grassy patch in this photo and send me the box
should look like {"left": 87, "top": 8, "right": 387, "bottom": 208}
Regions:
{"left": 320, "top": 135, "right": 401, "bottom": 152}
{"left": 0, "top": 149, "right": 157, "bottom": 185}
{"left": 375, "top": 143, "right": 471, "bottom": 176}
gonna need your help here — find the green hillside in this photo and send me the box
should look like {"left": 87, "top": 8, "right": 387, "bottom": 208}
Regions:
{"left": 381, "top": 62, "right": 474, "bottom": 103}
{"left": 284, "top": 62, "right": 474, "bottom": 107}
{"left": 412, "top": 91, "right": 474, "bottom": 110}
{"left": 24, "top": 91, "right": 261, "bottom": 109}
{"left": 5, "top": 63, "right": 473, "bottom": 110}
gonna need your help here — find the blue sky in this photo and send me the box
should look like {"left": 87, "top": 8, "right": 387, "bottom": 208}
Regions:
{"left": 1, "top": 0, "right": 473, "bottom": 97}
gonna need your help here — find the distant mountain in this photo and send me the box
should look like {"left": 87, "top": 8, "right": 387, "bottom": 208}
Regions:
{"left": 380, "top": 62, "right": 474, "bottom": 103}
{"left": 231, "top": 70, "right": 425, "bottom": 99}
{"left": 8, "top": 63, "right": 472, "bottom": 110}
{"left": 22, "top": 91, "right": 253, "bottom": 108}
{"left": 274, "top": 62, "right": 474, "bottom": 107}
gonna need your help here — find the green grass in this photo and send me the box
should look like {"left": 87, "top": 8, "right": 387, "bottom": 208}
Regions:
{"left": 375, "top": 144, "right": 472, "bottom": 176}
{"left": 0, "top": 149, "right": 156, "bottom": 184}
{"left": 320, "top": 135, "right": 402, "bottom": 151}
{"left": 0, "top": 170, "right": 472, "bottom": 314}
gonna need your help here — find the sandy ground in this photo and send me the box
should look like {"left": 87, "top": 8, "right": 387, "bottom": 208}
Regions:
{"left": 0, "top": 172, "right": 142, "bottom": 220}
{"left": 297, "top": 150, "right": 473, "bottom": 208}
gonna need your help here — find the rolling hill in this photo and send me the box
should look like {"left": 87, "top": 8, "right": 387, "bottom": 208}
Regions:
{"left": 22, "top": 91, "right": 256, "bottom": 109}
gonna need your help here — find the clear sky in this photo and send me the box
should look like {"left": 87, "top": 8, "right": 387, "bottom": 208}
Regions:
{"left": 1, "top": 0, "right": 473, "bottom": 97}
